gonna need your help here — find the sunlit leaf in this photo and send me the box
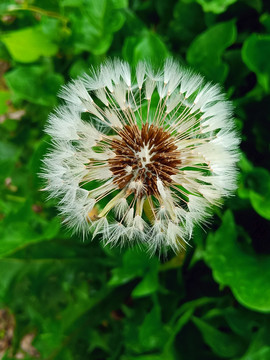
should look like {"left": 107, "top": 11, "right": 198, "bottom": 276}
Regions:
{"left": 123, "top": 32, "right": 169, "bottom": 66}
{"left": 0, "top": 26, "right": 58, "bottom": 63}
{"left": 195, "top": 0, "right": 238, "bottom": 14}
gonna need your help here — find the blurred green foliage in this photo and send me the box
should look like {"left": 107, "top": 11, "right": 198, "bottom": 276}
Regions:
{"left": 0, "top": 0, "right": 270, "bottom": 359}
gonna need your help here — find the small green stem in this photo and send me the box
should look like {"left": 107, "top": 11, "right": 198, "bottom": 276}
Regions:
{"left": 6, "top": 194, "right": 25, "bottom": 203}
{"left": 7, "top": 4, "right": 69, "bottom": 24}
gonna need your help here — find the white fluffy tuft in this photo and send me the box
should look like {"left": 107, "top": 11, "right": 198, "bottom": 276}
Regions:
{"left": 42, "top": 58, "right": 240, "bottom": 254}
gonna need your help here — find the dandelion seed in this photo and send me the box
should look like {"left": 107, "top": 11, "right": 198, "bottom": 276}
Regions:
{"left": 41, "top": 58, "right": 239, "bottom": 253}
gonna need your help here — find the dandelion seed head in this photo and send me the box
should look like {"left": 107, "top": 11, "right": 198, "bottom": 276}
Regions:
{"left": 41, "top": 58, "right": 239, "bottom": 254}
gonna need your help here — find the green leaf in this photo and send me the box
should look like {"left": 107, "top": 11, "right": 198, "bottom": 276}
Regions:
{"left": 0, "top": 140, "right": 21, "bottom": 181}
{"left": 69, "top": 59, "right": 89, "bottom": 78}
{"left": 242, "top": 34, "right": 270, "bottom": 92}
{"left": 224, "top": 49, "right": 251, "bottom": 94}
{"left": 244, "top": 0, "right": 263, "bottom": 12}
{"left": 239, "top": 325, "right": 270, "bottom": 360}
{"left": 88, "top": 330, "right": 110, "bottom": 353}
{"left": 123, "top": 32, "right": 169, "bottom": 67}
{"left": 132, "top": 260, "right": 159, "bottom": 297}
{"left": 250, "top": 191, "right": 270, "bottom": 220}
{"left": 169, "top": 1, "right": 204, "bottom": 47}
{"left": 0, "top": 258, "right": 22, "bottom": 296}
{"left": 109, "top": 248, "right": 158, "bottom": 287}
{"left": 0, "top": 200, "right": 60, "bottom": 258}
{"left": 139, "top": 303, "right": 168, "bottom": 351}
{"left": 109, "top": 250, "right": 146, "bottom": 285}
{"left": 112, "top": 0, "right": 128, "bottom": 8}
{"left": 192, "top": 316, "right": 245, "bottom": 358}
{"left": 195, "top": 0, "right": 238, "bottom": 14}
{"left": 187, "top": 20, "right": 237, "bottom": 82}
{"left": 239, "top": 166, "right": 270, "bottom": 220}
{"left": 0, "top": 26, "right": 58, "bottom": 63}
{"left": 5, "top": 65, "right": 64, "bottom": 106}
{"left": 224, "top": 307, "right": 262, "bottom": 338}
{"left": 241, "top": 347, "right": 270, "bottom": 360}
{"left": 68, "top": 0, "right": 126, "bottom": 55}
{"left": 260, "top": 13, "right": 270, "bottom": 33}
{"left": 205, "top": 211, "right": 270, "bottom": 312}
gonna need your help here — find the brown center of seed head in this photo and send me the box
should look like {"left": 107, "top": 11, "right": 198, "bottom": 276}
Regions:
{"left": 108, "top": 123, "right": 181, "bottom": 196}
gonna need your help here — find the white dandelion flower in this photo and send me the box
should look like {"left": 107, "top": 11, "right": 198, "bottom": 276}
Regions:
{"left": 41, "top": 58, "right": 240, "bottom": 253}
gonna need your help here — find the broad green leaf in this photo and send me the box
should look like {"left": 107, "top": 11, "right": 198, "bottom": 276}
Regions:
{"left": 242, "top": 34, "right": 270, "bottom": 92}
{"left": 192, "top": 316, "right": 245, "bottom": 358}
{"left": 5, "top": 65, "right": 63, "bottom": 106}
{"left": 187, "top": 20, "right": 237, "bottom": 82}
{"left": 205, "top": 211, "right": 270, "bottom": 312}
{"left": 68, "top": 0, "right": 126, "bottom": 55}
{"left": 123, "top": 32, "right": 169, "bottom": 66}
{"left": 0, "top": 26, "right": 58, "bottom": 63}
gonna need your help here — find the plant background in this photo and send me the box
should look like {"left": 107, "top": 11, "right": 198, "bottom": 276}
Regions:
{"left": 0, "top": 0, "right": 270, "bottom": 359}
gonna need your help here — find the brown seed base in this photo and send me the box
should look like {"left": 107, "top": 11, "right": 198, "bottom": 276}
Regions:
{"left": 109, "top": 123, "right": 181, "bottom": 196}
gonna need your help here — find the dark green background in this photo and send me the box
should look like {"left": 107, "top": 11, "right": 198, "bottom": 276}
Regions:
{"left": 0, "top": 0, "right": 270, "bottom": 359}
